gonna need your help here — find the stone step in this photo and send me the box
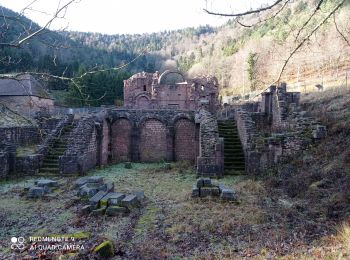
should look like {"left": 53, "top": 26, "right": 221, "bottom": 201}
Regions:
{"left": 43, "top": 158, "right": 59, "bottom": 163}
{"left": 224, "top": 149, "right": 244, "bottom": 153}
{"left": 42, "top": 163, "right": 59, "bottom": 167}
{"left": 225, "top": 165, "right": 245, "bottom": 169}
{"left": 40, "top": 168, "right": 59, "bottom": 173}
{"left": 224, "top": 170, "right": 245, "bottom": 175}
{"left": 224, "top": 161, "right": 245, "bottom": 165}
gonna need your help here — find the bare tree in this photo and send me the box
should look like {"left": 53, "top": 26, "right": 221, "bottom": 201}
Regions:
{"left": 203, "top": 0, "right": 348, "bottom": 96}
{"left": 0, "top": 0, "right": 147, "bottom": 106}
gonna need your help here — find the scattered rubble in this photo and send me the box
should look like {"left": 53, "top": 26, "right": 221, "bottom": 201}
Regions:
{"left": 27, "top": 178, "right": 59, "bottom": 198}
{"left": 192, "top": 177, "right": 237, "bottom": 201}
{"left": 74, "top": 176, "right": 143, "bottom": 216}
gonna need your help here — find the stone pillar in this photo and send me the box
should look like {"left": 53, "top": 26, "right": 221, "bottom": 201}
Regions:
{"left": 131, "top": 126, "right": 140, "bottom": 162}
{"left": 166, "top": 126, "right": 175, "bottom": 162}
{"left": 95, "top": 124, "right": 103, "bottom": 167}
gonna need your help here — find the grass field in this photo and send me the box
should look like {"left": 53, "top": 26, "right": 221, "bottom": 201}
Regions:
{"left": 0, "top": 160, "right": 349, "bottom": 259}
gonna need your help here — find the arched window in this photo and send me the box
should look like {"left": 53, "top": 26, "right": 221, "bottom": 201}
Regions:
{"left": 143, "top": 85, "right": 147, "bottom": 91}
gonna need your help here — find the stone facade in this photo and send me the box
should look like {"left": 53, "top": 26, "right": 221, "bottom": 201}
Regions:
{"left": 227, "top": 83, "right": 326, "bottom": 175}
{"left": 124, "top": 70, "right": 220, "bottom": 114}
{"left": 0, "top": 126, "right": 40, "bottom": 146}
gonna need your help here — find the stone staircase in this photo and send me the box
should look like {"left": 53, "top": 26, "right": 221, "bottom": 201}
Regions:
{"left": 39, "top": 124, "right": 74, "bottom": 176}
{"left": 218, "top": 120, "right": 245, "bottom": 174}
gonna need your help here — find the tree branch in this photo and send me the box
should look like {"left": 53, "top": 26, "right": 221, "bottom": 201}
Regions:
{"left": 0, "top": 0, "right": 77, "bottom": 48}
{"left": 234, "top": 0, "right": 290, "bottom": 28}
{"left": 203, "top": 0, "right": 284, "bottom": 17}
{"left": 333, "top": 13, "right": 350, "bottom": 46}
{"left": 294, "top": 0, "right": 324, "bottom": 42}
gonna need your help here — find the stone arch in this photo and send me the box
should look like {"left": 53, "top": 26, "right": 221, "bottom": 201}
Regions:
{"left": 158, "top": 70, "right": 186, "bottom": 85}
{"left": 111, "top": 118, "right": 132, "bottom": 163}
{"left": 171, "top": 113, "right": 194, "bottom": 126}
{"left": 137, "top": 115, "right": 168, "bottom": 128}
{"left": 140, "top": 118, "right": 167, "bottom": 162}
{"left": 174, "top": 118, "right": 196, "bottom": 163}
{"left": 136, "top": 95, "right": 150, "bottom": 109}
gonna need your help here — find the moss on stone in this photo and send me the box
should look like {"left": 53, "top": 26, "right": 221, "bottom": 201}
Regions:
{"left": 94, "top": 240, "right": 114, "bottom": 258}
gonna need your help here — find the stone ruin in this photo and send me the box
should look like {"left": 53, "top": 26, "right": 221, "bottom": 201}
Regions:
{"left": 0, "top": 70, "right": 225, "bottom": 179}
{"left": 123, "top": 70, "right": 220, "bottom": 114}
{"left": 220, "top": 82, "right": 327, "bottom": 175}
{"left": 26, "top": 175, "right": 144, "bottom": 216}
{"left": 0, "top": 69, "right": 328, "bottom": 183}
{"left": 192, "top": 178, "right": 237, "bottom": 201}
{"left": 74, "top": 176, "right": 143, "bottom": 216}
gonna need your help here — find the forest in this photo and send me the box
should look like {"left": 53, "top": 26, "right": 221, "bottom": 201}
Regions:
{"left": 1, "top": 0, "right": 350, "bottom": 106}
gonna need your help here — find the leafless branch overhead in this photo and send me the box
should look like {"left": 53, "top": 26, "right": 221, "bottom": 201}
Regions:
{"left": 333, "top": 13, "right": 350, "bottom": 47}
{"left": 0, "top": 0, "right": 77, "bottom": 48}
{"left": 203, "top": 0, "right": 284, "bottom": 17}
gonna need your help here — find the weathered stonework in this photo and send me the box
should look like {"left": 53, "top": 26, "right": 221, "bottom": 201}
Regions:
{"left": 196, "top": 108, "right": 224, "bottom": 178}
{"left": 124, "top": 70, "right": 220, "bottom": 114}
{"left": 227, "top": 82, "right": 326, "bottom": 175}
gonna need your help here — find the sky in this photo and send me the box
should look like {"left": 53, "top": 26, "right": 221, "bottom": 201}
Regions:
{"left": 0, "top": 0, "right": 270, "bottom": 35}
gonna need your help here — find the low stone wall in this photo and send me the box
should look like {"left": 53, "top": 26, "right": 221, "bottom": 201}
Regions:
{"left": 0, "top": 126, "right": 40, "bottom": 146}
{"left": 15, "top": 154, "right": 41, "bottom": 175}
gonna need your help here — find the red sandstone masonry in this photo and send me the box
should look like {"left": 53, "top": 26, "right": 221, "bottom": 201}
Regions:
{"left": 111, "top": 119, "right": 132, "bottom": 162}
{"left": 175, "top": 119, "right": 196, "bottom": 162}
{"left": 140, "top": 119, "right": 167, "bottom": 162}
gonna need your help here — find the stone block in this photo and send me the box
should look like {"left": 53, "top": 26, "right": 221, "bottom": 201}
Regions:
{"left": 91, "top": 206, "right": 107, "bottom": 216}
{"left": 192, "top": 184, "right": 199, "bottom": 197}
{"left": 121, "top": 195, "right": 140, "bottom": 209}
{"left": 89, "top": 190, "right": 108, "bottom": 206}
{"left": 133, "top": 190, "right": 145, "bottom": 201}
{"left": 218, "top": 184, "right": 229, "bottom": 193}
{"left": 74, "top": 177, "right": 89, "bottom": 188}
{"left": 211, "top": 186, "right": 220, "bottom": 196}
{"left": 202, "top": 178, "right": 212, "bottom": 187}
{"left": 81, "top": 205, "right": 93, "bottom": 215}
{"left": 94, "top": 240, "right": 114, "bottom": 258}
{"left": 101, "top": 192, "right": 125, "bottom": 206}
{"left": 200, "top": 187, "right": 213, "bottom": 197}
{"left": 27, "top": 186, "right": 45, "bottom": 198}
{"left": 220, "top": 188, "right": 237, "bottom": 201}
{"left": 196, "top": 178, "right": 204, "bottom": 188}
{"left": 106, "top": 206, "right": 129, "bottom": 216}
{"left": 35, "top": 179, "right": 59, "bottom": 188}
{"left": 87, "top": 176, "right": 104, "bottom": 184}
{"left": 77, "top": 183, "right": 100, "bottom": 197}
{"left": 312, "top": 125, "right": 327, "bottom": 139}
{"left": 99, "top": 182, "right": 114, "bottom": 193}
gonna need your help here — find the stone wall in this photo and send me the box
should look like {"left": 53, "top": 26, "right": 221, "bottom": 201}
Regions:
{"left": 109, "top": 109, "right": 196, "bottom": 163}
{"left": 174, "top": 118, "right": 197, "bottom": 163}
{"left": 0, "top": 96, "right": 54, "bottom": 117}
{"left": 230, "top": 82, "right": 325, "bottom": 175}
{"left": 124, "top": 71, "right": 220, "bottom": 114}
{"left": 140, "top": 119, "right": 167, "bottom": 162}
{"left": 56, "top": 109, "right": 197, "bottom": 174}
{"left": 196, "top": 108, "right": 224, "bottom": 178}
{"left": 15, "top": 154, "right": 41, "bottom": 175}
{"left": 111, "top": 119, "right": 132, "bottom": 163}
{"left": 0, "top": 126, "right": 40, "bottom": 146}
{"left": 0, "top": 152, "right": 9, "bottom": 178}
{"left": 59, "top": 116, "right": 98, "bottom": 174}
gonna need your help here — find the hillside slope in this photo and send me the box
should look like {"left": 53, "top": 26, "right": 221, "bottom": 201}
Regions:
{"left": 1, "top": 0, "right": 350, "bottom": 105}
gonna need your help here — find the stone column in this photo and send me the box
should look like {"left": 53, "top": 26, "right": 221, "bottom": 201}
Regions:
{"left": 166, "top": 126, "right": 175, "bottom": 162}
{"left": 131, "top": 126, "right": 140, "bottom": 162}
